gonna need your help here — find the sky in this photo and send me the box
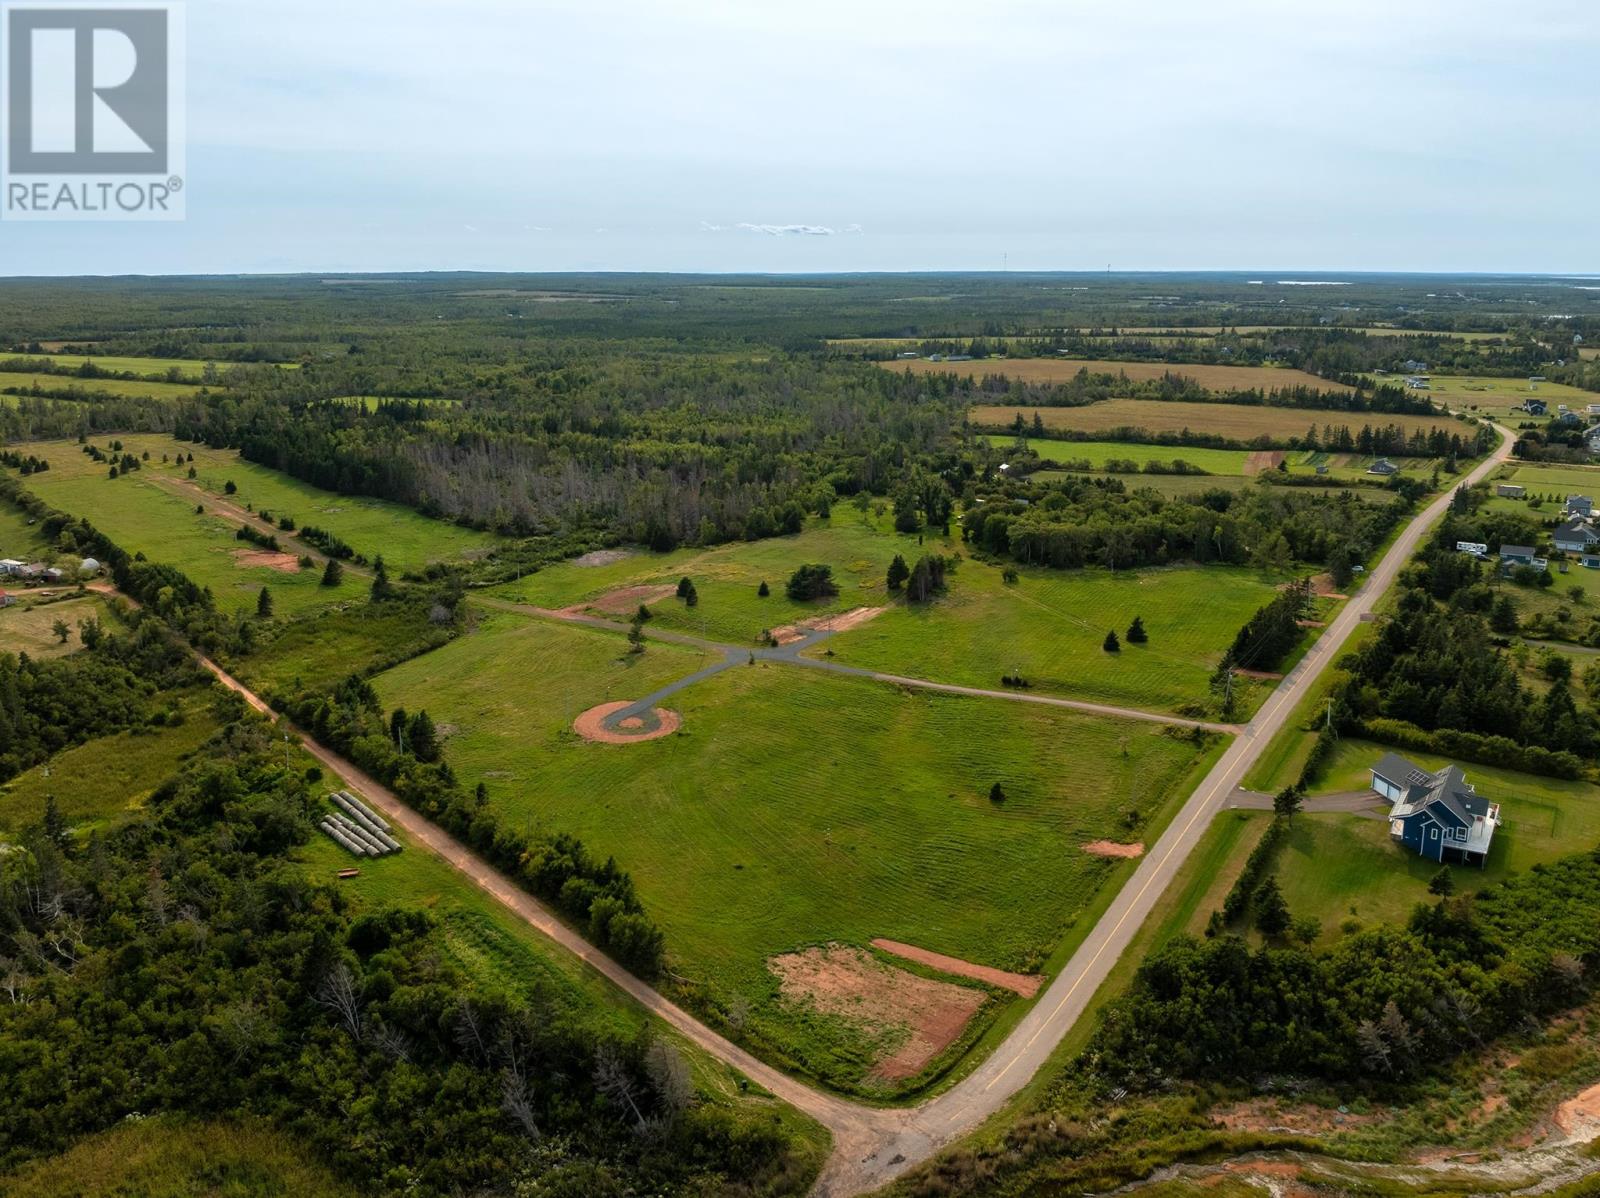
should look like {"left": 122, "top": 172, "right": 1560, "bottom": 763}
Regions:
{"left": 1, "top": 0, "right": 1597, "bottom": 275}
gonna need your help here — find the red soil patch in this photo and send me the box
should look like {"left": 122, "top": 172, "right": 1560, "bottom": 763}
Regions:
{"left": 1555, "top": 1082, "right": 1600, "bottom": 1140}
{"left": 870, "top": 938, "right": 1041, "bottom": 998}
{"left": 1234, "top": 668, "right": 1285, "bottom": 681}
{"left": 232, "top": 549, "right": 301, "bottom": 573}
{"left": 768, "top": 944, "right": 985, "bottom": 1082}
{"left": 562, "top": 583, "right": 677, "bottom": 616}
{"left": 1303, "top": 572, "right": 1348, "bottom": 599}
{"left": 572, "top": 700, "right": 681, "bottom": 744}
{"left": 1212, "top": 1099, "right": 1379, "bottom": 1135}
{"left": 1082, "top": 840, "right": 1145, "bottom": 859}
{"left": 1243, "top": 450, "right": 1285, "bottom": 475}
{"left": 1297, "top": 618, "right": 1326, "bottom": 628}
{"left": 770, "top": 605, "right": 887, "bottom": 645}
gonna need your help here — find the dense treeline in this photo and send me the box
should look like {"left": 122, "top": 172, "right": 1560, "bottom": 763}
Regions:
{"left": 1091, "top": 848, "right": 1600, "bottom": 1086}
{"left": 0, "top": 720, "right": 810, "bottom": 1193}
{"left": 153, "top": 356, "right": 962, "bottom": 546}
{"left": 0, "top": 614, "right": 205, "bottom": 782}
{"left": 963, "top": 478, "right": 1411, "bottom": 574}
{"left": 1333, "top": 512, "right": 1599, "bottom": 763}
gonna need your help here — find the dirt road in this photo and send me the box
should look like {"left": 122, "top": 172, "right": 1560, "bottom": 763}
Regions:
{"left": 165, "top": 422, "right": 1511, "bottom": 1196}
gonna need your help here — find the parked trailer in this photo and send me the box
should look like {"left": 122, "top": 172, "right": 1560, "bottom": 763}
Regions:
{"left": 333, "top": 789, "right": 391, "bottom": 832}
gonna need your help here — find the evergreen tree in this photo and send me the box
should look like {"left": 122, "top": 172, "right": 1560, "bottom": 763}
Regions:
{"left": 1103, "top": 629, "right": 1120, "bottom": 652}
{"left": 757, "top": 580, "right": 770, "bottom": 597}
{"left": 407, "top": 710, "right": 440, "bottom": 762}
{"left": 1254, "top": 875, "right": 1291, "bottom": 936}
{"left": 370, "top": 555, "right": 393, "bottom": 601}
{"left": 256, "top": 586, "right": 273, "bottom": 618}
{"left": 1126, "top": 616, "right": 1147, "bottom": 644}
{"left": 321, "top": 558, "right": 343, "bottom": 587}
{"left": 989, "top": 782, "right": 1005, "bottom": 804}
{"left": 676, "top": 576, "right": 692, "bottom": 598}
{"left": 886, "top": 554, "right": 910, "bottom": 591}
{"left": 1428, "top": 867, "right": 1455, "bottom": 896}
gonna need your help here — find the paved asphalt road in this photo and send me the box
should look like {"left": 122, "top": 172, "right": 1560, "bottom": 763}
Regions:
{"left": 173, "top": 420, "right": 1511, "bottom": 1197}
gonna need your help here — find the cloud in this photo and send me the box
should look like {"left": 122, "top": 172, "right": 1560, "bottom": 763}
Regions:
{"left": 735, "top": 222, "right": 835, "bottom": 236}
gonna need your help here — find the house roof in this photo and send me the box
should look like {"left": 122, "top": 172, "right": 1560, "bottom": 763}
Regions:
{"left": 1373, "top": 752, "right": 1496, "bottom": 827}
{"left": 1554, "top": 518, "right": 1597, "bottom": 542}
{"left": 1500, "top": 545, "right": 1538, "bottom": 557}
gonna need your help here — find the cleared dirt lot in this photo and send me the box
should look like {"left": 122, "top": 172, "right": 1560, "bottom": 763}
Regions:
{"left": 885, "top": 356, "right": 1351, "bottom": 393}
{"left": 972, "top": 399, "right": 1465, "bottom": 442}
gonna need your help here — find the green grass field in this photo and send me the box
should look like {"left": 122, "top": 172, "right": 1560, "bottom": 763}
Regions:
{"left": 9, "top": 435, "right": 500, "bottom": 614}
{"left": 972, "top": 400, "right": 1467, "bottom": 443}
{"left": 0, "top": 594, "right": 116, "bottom": 658}
{"left": 370, "top": 610, "right": 1220, "bottom": 1093}
{"left": 1366, "top": 373, "right": 1593, "bottom": 412}
{"left": 13, "top": 459, "right": 363, "bottom": 616}
{"left": 983, "top": 436, "right": 1251, "bottom": 474}
{"left": 491, "top": 507, "right": 1289, "bottom": 715}
{"left": 0, "top": 352, "right": 244, "bottom": 379}
{"left": 0, "top": 1117, "right": 360, "bottom": 1198}
{"left": 0, "top": 501, "right": 51, "bottom": 561}
{"left": 0, "top": 695, "right": 218, "bottom": 836}
{"left": 235, "top": 601, "right": 459, "bottom": 696}
{"left": 819, "top": 552, "right": 1293, "bottom": 716}
{"left": 488, "top": 506, "right": 930, "bottom": 645}
{"left": 0, "top": 372, "right": 211, "bottom": 400}
{"left": 23, "top": 433, "right": 499, "bottom": 575}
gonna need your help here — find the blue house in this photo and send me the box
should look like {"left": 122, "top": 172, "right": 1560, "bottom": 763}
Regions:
{"left": 1371, "top": 753, "right": 1500, "bottom": 866}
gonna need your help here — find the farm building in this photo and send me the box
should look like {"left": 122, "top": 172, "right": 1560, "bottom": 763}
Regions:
{"left": 0, "top": 590, "right": 13, "bottom": 608}
{"left": 1496, "top": 483, "right": 1525, "bottom": 498}
{"left": 0, "top": 559, "right": 22, "bottom": 575}
{"left": 1367, "top": 458, "right": 1399, "bottom": 476}
{"left": 1373, "top": 753, "right": 1500, "bottom": 867}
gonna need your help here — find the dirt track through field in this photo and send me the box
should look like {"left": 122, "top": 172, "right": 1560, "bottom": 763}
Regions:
{"left": 112, "top": 418, "right": 1516, "bottom": 1197}
{"left": 871, "top": 939, "right": 1041, "bottom": 998}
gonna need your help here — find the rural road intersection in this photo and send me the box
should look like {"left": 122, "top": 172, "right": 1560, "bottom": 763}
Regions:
{"left": 170, "top": 420, "right": 1512, "bottom": 1197}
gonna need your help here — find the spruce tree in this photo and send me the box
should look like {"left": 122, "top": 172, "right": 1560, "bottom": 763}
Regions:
{"left": 1126, "top": 616, "right": 1147, "bottom": 644}
{"left": 256, "top": 586, "right": 273, "bottom": 618}
{"left": 1103, "top": 629, "right": 1120, "bottom": 652}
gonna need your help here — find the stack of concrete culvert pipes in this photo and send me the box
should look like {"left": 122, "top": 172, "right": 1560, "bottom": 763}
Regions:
{"left": 318, "top": 790, "right": 402, "bottom": 857}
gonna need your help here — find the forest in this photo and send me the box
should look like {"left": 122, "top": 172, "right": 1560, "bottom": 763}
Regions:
{"left": 0, "top": 707, "right": 806, "bottom": 1194}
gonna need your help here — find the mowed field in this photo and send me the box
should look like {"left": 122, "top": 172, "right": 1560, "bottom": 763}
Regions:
{"left": 817, "top": 551, "right": 1294, "bottom": 715}
{"left": 0, "top": 352, "right": 281, "bottom": 379}
{"left": 493, "top": 507, "right": 1289, "bottom": 714}
{"left": 887, "top": 356, "right": 1352, "bottom": 393}
{"left": 1364, "top": 373, "right": 1594, "bottom": 410}
{"left": 372, "top": 611, "right": 1217, "bottom": 1091}
{"left": 14, "top": 435, "right": 498, "bottom": 602}
{"left": 13, "top": 450, "right": 365, "bottom": 616}
{"left": 984, "top": 435, "right": 1251, "bottom": 474}
{"left": 0, "top": 372, "right": 211, "bottom": 400}
{"left": 972, "top": 400, "right": 1467, "bottom": 442}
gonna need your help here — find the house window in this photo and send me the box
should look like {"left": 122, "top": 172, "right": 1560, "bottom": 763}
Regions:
{"left": 1430, "top": 828, "right": 1438, "bottom": 840}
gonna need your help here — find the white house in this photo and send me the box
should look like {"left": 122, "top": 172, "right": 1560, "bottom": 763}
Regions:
{"left": 0, "top": 559, "right": 22, "bottom": 575}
